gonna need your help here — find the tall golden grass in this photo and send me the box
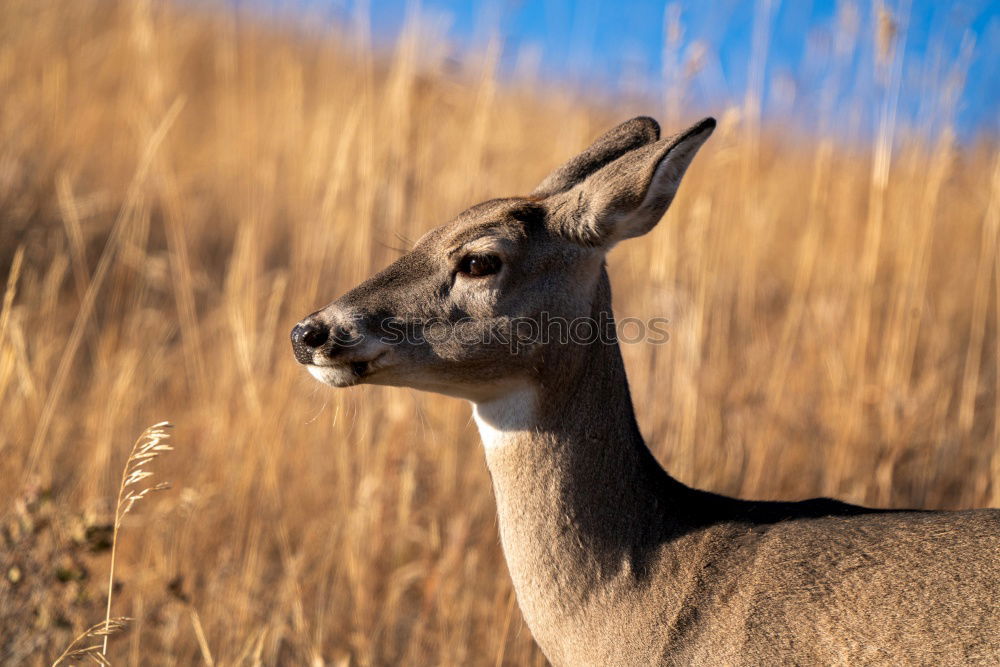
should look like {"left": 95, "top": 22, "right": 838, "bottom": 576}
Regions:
{"left": 1, "top": 0, "right": 998, "bottom": 663}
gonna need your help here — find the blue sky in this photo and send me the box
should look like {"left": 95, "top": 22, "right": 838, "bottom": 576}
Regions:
{"left": 287, "top": 0, "right": 997, "bottom": 140}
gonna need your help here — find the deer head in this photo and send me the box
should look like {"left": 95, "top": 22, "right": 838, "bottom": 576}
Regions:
{"left": 291, "top": 116, "right": 715, "bottom": 404}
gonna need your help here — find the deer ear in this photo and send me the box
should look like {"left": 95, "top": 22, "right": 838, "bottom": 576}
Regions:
{"left": 531, "top": 117, "right": 661, "bottom": 198}
{"left": 546, "top": 117, "right": 715, "bottom": 247}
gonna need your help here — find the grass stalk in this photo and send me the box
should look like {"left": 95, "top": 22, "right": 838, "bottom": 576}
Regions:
{"left": 101, "top": 422, "right": 174, "bottom": 657}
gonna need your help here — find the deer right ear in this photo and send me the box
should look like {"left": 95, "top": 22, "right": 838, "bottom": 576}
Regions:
{"left": 531, "top": 117, "right": 661, "bottom": 198}
{"left": 544, "top": 117, "right": 715, "bottom": 248}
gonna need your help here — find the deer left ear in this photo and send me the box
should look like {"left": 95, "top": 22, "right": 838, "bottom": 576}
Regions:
{"left": 546, "top": 117, "right": 715, "bottom": 247}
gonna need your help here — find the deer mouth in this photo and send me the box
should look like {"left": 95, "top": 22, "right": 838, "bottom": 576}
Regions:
{"left": 306, "top": 353, "right": 386, "bottom": 388}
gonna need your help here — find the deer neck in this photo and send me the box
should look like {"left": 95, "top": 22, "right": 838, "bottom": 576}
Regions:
{"left": 473, "top": 269, "right": 688, "bottom": 653}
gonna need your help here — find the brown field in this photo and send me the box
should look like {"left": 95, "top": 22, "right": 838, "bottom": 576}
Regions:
{"left": 1, "top": 0, "right": 998, "bottom": 664}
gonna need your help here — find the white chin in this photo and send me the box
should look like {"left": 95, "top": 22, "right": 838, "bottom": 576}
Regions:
{"left": 307, "top": 364, "right": 359, "bottom": 387}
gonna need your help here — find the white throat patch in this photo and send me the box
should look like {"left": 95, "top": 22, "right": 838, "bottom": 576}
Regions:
{"left": 472, "top": 388, "right": 536, "bottom": 450}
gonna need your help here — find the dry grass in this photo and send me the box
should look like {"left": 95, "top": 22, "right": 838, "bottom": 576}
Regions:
{"left": 0, "top": 0, "right": 997, "bottom": 664}
{"left": 100, "top": 422, "right": 173, "bottom": 657}
{"left": 51, "top": 617, "right": 129, "bottom": 666}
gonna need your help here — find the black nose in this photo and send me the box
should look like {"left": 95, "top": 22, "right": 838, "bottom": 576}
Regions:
{"left": 291, "top": 321, "right": 329, "bottom": 364}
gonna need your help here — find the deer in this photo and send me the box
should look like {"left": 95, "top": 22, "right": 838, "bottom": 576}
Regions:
{"left": 291, "top": 116, "right": 1000, "bottom": 665}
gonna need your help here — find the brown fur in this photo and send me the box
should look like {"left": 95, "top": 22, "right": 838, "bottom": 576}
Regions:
{"left": 294, "top": 117, "right": 1000, "bottom": 665}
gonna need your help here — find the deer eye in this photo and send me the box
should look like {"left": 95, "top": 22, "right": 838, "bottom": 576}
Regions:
{"left": 457, "top": 253, "right": 502, "bottom": 278}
